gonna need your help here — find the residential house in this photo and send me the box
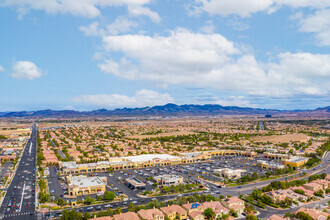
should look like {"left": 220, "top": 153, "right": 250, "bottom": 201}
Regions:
{"left": 296, "top": 208, "right": 329, "bottom": 220}
{"left": 138, "top": 208, "right": 165, "bottom": 220}
{"left": 265, "top": 190, "right": 286, "bottom": 202}
{"left": 221, "top": 197, "right": 245, "bottom": 214}
{"left": 188, "top": 211, "right": 205, "bottom": 220}
{"left": 290, "top": 186, "right": 314, "bottom": 198}
{"left": 303, "top": 183, "right": 323, "bottom": 192}
{"left": 160, "top": 205, "right": 187, "bottom": 220}
{"left": 267, "top": 214, "right": 287, "bottom": 220}
{"left": 92, "top": 217, "right": 112, "bottom": 220}
{"left": 182, "top": 203, "right": 205, "bottom": 213}
{"left": 325, "top": 174, "right": 330, "bottom": 182}
{"left": 202, "top": 201, "right": 229, "bottom": 218}
{"left": 283, "top": 189, "right": 308, "bottom": 202}
{"left": 311, "top": 179, "right": 329, "bottom": 190}
{"left": 113, "top": 212, "right": 140, "bottom": 220}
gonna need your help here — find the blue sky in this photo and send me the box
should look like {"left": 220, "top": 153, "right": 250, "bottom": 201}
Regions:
{"left": 0, "top": 0, "right": 329, "bottom": 111}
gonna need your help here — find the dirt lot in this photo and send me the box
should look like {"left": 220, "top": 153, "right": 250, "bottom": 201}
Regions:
{"left": 128, "top": 131, "right": 196, "bottom": 139}
{"left": 0, "top": 128, "right": 31, "bottom": 138}
{"left": 251, "top": 133, "right": 308, "bottom": 143}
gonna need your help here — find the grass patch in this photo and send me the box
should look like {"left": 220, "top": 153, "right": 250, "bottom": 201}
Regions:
{"left": 149, "top": 188, "right": 205, "bottom": 197}
{"left": 259, "top": 176, "right": 278, "bottom": 181}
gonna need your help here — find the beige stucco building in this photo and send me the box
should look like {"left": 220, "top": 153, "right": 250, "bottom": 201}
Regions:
{"left": 67, "top": 175, "right": 107, "bottom": 197}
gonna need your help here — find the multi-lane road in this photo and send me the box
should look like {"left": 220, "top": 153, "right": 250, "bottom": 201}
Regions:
{"left": 0, "top": 124, "right": 37, "bottom": 220}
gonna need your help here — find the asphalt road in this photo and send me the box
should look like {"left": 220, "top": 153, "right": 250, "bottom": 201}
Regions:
{"left": 0, "top": 124, "right": 37, "bottom": 220}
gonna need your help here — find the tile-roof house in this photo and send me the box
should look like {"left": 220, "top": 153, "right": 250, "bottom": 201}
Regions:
{"left": 92, "top": 217, "right": 112, "bottom": 220}
{"left": 296, "top": 207, "right": 329, "bottom": 220}
{"left": 266, "top": 214, "right": 287, "bottom": 220}
{"left": 138, "top": 208, "right": 165, "bottom": 220}
{"left": 311, "top": 179, "right": 330, "bottom": 190}
{"left": 221, "top": 197, "right": 245, "bottom": 214}
{"left": 303, "top": 183, "right": 323, "bottom": 192}
{"left": 182, "top": 203, "right": 205, "bottom": 213}
{"left": 202, "top": 201, "right": 229, "bottom": 218}
{"left": 282, "top": 189, "right": 308, "bottom": 202}
{"left": 265, "top": 190, "right": 287, "bottom": 202}
{"left": 326, "top": 174, "right": 330, "bottom": 182}
{"left": 113, "top": 212, "right": 140, "bottom": 220}
{"left": 160, "top": 205, "right": 187, "bottom": 220}
{"left": 188, "top": 211, "right": 205, "bottom": 220}
{"left": 290, "top": 186, "right": 315, "bottom": 197}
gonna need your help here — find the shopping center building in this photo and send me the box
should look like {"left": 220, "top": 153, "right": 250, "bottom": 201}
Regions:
{"left": 67, "top": 175, "right": 107, "bottom": 197}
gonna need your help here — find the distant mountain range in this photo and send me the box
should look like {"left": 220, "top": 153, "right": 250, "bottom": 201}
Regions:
{"left": 0, "top": 104, "right": 329, "bottom": 118}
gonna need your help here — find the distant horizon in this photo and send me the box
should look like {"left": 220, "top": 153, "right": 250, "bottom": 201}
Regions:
{"left": 1, "top": 103, "right": 329, "bottom": 113}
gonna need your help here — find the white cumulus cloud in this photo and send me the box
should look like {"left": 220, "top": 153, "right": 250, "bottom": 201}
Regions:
{"left": 199, "top": 20, "right": 215, "bottom": 33}
{"left": 72, "top": 89, "right": 174, "bottom": 108}
{"left": 11, "top": 61, "right": 44, "bottom": 80}
{"left": 296, "top": 9, "right": 330, "bottom": 46}
{"left": 274, "top": 0, "right": 330, "bottom": 9}
{"left": 128, "top": 5, "right": 161, "bottom": 23}
{"left": 190, "top": 0, "right": 330, "bottom": 47}
{"left": 191, "top": 0, "right": 330, "bottom": 17}
{"left": 98, "top": 29, "right": 330, "bottom": 98}
{"left": 0, "top": 65, "right": 5, "bottom": 72}
{"left": 80, "top": 18, "right": 138, "bottom": 36}
{"left": 192, "top": 0, "right": 274, "bottom": 17}
{"left": 1, "top": 0, "right": 151, "bottom": 18}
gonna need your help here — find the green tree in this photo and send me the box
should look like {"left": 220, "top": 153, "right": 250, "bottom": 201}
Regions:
{"left": 106, "top": 208, "right": 113, "bottom": 216}
{"left": 296, "top": 211, "right": 313, "bottom": 220}
{"left": 39, "top": 192, "right": 49, "bottom": 203}
{"left": 115, "top": 207, "right": 122, "bottom": 214}
{"left": 294, "top": 189, "right": 305, "bottom": 195}
{"left": 314, "top": 190, "right": 324, "bottom": 197}
{"left": 82, "top": 212, "right": 90, "bottom": 220}
{"left": 83, "top": 196, "right": 95, "bottom": 205}
{"left": 127, "top": 202, "right": 135, "bottom": 212}
{"left": 103, "top": 191, "right": 116, "bottom": 201}
{"left": 252, "top": 189, "right": 262, "bottom": 200}
{"left": 284, "top": 212, "right": 293, "bottom": 219}
{"left": 162, "top": 186, "right": 171, "bottom": 193}
{"left": 57, "top": 198, "right": 66, "bottom": 206}
{"left": 204, "top": 208, "right": 216, "bottom": 220}
{"left": 98, "top": 211, "right": 107, "bottom": 217}
{"left": 246, "top": 214, "right": 258, "bottom": 220}
{"left": 61, "top": 209, "right": 81, "bottom": 220}
{"left": 251, "top": 172, "right": 259, "bottom": 180}
{"left": 230, "top": 209, "right": 238, "bottom": 218}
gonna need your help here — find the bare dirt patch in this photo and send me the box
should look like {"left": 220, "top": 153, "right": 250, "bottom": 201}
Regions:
{"left": 129, "top": 131, "right": 196, "bottom": 139}
{"left": 251, "top": 133, "right": 308, "bottom": 143}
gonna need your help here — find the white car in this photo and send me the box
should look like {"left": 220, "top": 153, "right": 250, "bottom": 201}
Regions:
{"left": 97, "top": 191, "right": 104, "bottom": 196}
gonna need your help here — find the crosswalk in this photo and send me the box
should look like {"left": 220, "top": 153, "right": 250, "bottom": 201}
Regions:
{"left": 3, "top": 211, "right": 35, "bottom": 217}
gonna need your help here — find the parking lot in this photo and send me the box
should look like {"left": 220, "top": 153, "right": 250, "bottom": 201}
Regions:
{"left": 47, "top": 155, "right": 273, "bottom": 204}
{"left": 47, "top": 167, "right": 65, "bottom": 201}
{"left": 0, "top": 162, "right": 13, "bottom": 186}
